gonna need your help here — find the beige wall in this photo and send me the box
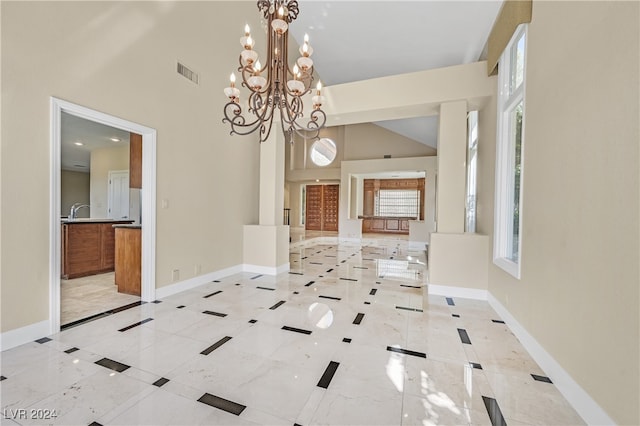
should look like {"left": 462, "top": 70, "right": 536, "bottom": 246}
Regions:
{"left": 61, "top": 170, "right": 90, "bottom": 218}
{"left": 344, "top": 123, "right": 436, "bottom": 160}
{"left": 89, "top": 145, "right": 129, "bottom": 218}
{"left": 476, "top": 2, "right": 639, "bottom": 424}
{"left": 1, "top": 1, "right": 261, "bottom": 332}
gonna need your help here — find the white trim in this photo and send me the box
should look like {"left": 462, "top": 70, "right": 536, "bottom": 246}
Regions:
{"left": 50, "top": 98, "right": 157, "bottom": 336}
{"left": 155, "top": 265, "right": 244, "bottom": 299}
{"left": 241, "top": 263, "right": 290, "bottom": 276}
{"left": 408, "top": 241, "right": 428, "bottom": 251}
{"left": 0, "top": 320, "right": 50, "bottom": 351}
{"left": 487, "top": 293, "right": 614, "bottom": 426}
{"left": 427, "top": 284, "right": 488, "bottom": 301}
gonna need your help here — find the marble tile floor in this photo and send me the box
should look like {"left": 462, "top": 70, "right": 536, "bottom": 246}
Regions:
{"left": 1, "top": 239, "right": 584, "bottom": 425}
{"left": 61, "top": 273, "right": 141, "bottom": 327}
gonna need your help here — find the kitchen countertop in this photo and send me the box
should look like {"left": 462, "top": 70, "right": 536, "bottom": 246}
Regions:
{"left": 112, "top": 224, "right": 142, "bottom": 229}
{"left": 61, "top": 218, "right": 135, "bottom": 224}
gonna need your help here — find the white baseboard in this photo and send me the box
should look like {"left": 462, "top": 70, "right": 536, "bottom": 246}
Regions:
{"left": 487, "top": 293, "right": 615, "bottom": 426}
{"left": 0, "top": 320, "right": 50, "bottom": 351}
{"left": 155, "top": 265, "right": 243, "bottom": 299}
{"left": 428, "top": 284, "right": 488, "bottom": 300}
{"left": 242, "top": 262, "right": 290, "bottom": 276}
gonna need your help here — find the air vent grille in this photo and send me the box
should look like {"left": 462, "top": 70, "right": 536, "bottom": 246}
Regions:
{"left": 177, "top": 62, "right": 199, "bottom": 84}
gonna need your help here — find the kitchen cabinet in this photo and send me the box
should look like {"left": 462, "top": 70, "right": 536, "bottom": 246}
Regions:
{"left": 129, "top": 132, "right": 142, "bottom": 189}
{"left": 61, "top": 220, "right": 133, "bottom": 279}
{"left": 114, "top": 226, "right": 141, "bottom": 296}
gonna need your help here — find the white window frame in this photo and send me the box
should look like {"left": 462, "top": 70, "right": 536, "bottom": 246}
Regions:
{"left": 493, "top": 24, "right": 527, "bottom": 279}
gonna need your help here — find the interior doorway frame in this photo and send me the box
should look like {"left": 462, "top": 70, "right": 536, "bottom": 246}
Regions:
{"left": 49, "top": 97, "right": 157, "bottom": 334}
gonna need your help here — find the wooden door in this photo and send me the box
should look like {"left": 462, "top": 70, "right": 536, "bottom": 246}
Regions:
{"left": 305, "top": 184, "right": 339, "bottom": 231}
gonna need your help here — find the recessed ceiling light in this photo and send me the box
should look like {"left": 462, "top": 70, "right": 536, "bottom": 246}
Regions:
{"left": 74, "top": 142, "right": 83, "bottom": 146}
{"left": 110, "top": 137, "right": 121, "bottom": 142}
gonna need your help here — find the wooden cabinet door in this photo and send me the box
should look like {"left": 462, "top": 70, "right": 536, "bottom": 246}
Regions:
{"left": 129, "top": 132, "right": 142, "bottom": 189}
{"left": 305, "top": 184, "right": 339, "bottom": 231}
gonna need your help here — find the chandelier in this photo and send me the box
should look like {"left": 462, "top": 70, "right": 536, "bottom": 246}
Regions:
{"left": 222, "top": 0, "right": 326, "bottom": 143}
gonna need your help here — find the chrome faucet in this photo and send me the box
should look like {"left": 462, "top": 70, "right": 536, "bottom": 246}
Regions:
{"left": 69, "top": 203, "right": 90, "bottom": 219}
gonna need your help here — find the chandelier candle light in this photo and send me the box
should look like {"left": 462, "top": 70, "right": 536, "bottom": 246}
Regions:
{"left": 223, "top": 0, "right": 326, "bottom": 143}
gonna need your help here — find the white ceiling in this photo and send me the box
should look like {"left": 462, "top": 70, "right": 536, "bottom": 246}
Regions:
{"left": 289, "top": 0, "right": 503, "bottom": 148}
{"left": 61, "top": 112, "right": 130, "bottom": 172}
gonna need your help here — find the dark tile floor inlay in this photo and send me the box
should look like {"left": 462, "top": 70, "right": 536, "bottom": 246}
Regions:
{"left": 531, "top": 374, "right": 553, "bottom": 383}
{"left": 152, "top": 300, "right": 162, "bottom": 304}
{"left": 204, "top": 290, "right": 223, "bottom": 298}
{"left": 326, "top": 269, "right": 334, "bottom": 273}
{"left": 249, "top": 319, "right": 257, "bottom": 323}
{"left": 0, "top": 376, "right": 6, "bottom": 381}
{"left": 342, "top": 338, "right": 352, "bottom": 343}
{"left": 470, "top": 362, "right": 483, "bottom": 370}
{"left": 250, "top": 274, "right": 263, "bottom": 280}
{"left": 198, "top": 393, "right": 246, "bottom": 416}
{"left": 289, "top": 272, "right": 304, "bottom": 275}
{"left": 88, "top": 422, "right": 103, "bottom": 426}
{"left": 492, "top": 319, "right": 506, "bottom": 324}
{"left": 281, "top": 326, "right": 312, "bottom": 335}
{"left": 446, "top": 297, "right": 455, "bottom": 306}
{"left": 340, "top": 277, "right": 357, "bottom": 282}
{"left": 177, "top": 305, "right": 186, "bottom": 309}
{"left": 452, "top": 314, "right": 460, "bottom": 318}
{"left": 95, "top": 357, "right": 130, "bottom": 373}
{"left": 270, "top": 300, "right": 286, "bottom": 310}
{"left": 395, "top": 306, "right": 423, "bottom": 313}
{"left": 353, "top": 313, "right": 365, "bottom": 325}
{"left": 203, "top": 310, "right": 227, "bottom": 317}
{"left": 256, "top": 286, "right": 276, "bottom": 291}
{"left": 458, "top": 328, "right": 472, "bottom": 345}
{"left": 364, "top": 301, "right": 371, "bottom": 305}
{"left": 153, "top": 377, "right": 170, "bottom": 387}
{"left": 482, "top": 396, "right": 507, "bottom": 426}
{"left": 35, "top": 337, "right": 52, "bottom": 344}
{"left": 319, "top": 295, "right": 341, "bottom": 301}
{"left": 400, "top": 284, "right": 421, "bottom": 289}
{"left": 64, "top": 347, "right": 79, "bottom": 354}
{"left": 201, "top": 336, "right": 233, "bottom": 355}
{"left": 317, "top": 361, "right": 340, "bottom": 389}
{"left": 386, "top": 346, "right": 427, "bottom": 358}
{"left": 118, "top": 317, "right": 153, "bottom": 332}
{"left": 305, "top": 281, "right": 316, "bottom": 287}
{"left": 369, "top": 289, "right": 377, "bottom": 295}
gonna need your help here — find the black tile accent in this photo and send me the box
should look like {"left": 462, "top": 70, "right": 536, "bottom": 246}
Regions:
{"left": 204, "top": 290, "right": 223, "bottom": 298}
{"left": 531, "top": 374, "right": 553, "bottom": 383}
{"left": 310, "top": 262, "right": 323, "bottom": 265}
{"left": 363, "top": 258, "right": 375, "bottom": 261}
{"left": 235, "top": 283, "right": 241, "bottom": 286}
{"left": 400, "top": 284, "right": 421, "bottom": 289}
{"left": 325, "top": 255, "right": 336, "bottom": 258}
{"left": 369, "top": 289, "right": 377, "bottom": 296}
{"left": 198, "top": 393, "right": 246, "bottom": 416}
{"left": 293, "top": 291, "right": 300, "bottom": 295}
{"left": 203, "top": 311, "right": 227, "bottom": 318}
{"left": 118, "top": 317, "right": 153, "bottom": 332}
{"left": 395, "top": 306, "right": 424, "bottom": 313}
{"left": 353, "top": 313, "right": 365, "bottom": 325}
{"left": 342, "top": 338, "right": 352, "bottom": 343}
{"left": 256, "top": 286, "right": 276, "bottom": 291}
{"left": 376, "top": 281, "right": 381, "bottom": 284}
{"left": 270, "top": 300, "right": 286, "bottom": 310}
{"left": 319, "top": 295, "right": 341, "bottom": 301}
{"left": 364, "top": 301, "right": 371, "bottom": 305}
{"left": 0, "top": 376, "right": 6, "bottom": 381}
{"left": 64, "top": 347, "right": 79, "bottom": 354}
{"left": 446, "top": 297, "right": 455, "bottom": 306}
{"left": 353, "top": 266, "right": 368, "bottom": 270}
{"left": 340, "top": 277, "right": 357, "bottom": 282}
{"left": 305, "top": 281, "right": 316, "bottom": 287}
{"left": 213, "top": 280, "right": 221, "bottom": 283}
{"left": 88, "top": 422, "right": 103, "bottom": 426}
{"left": 61, "top": 312, "right": 111, "bottom": 329}
{"left": 95, "top": 357, "right": 130, "bottom": 373}
{"left": 482, "top": 396, "right": 507, "bottom": 426}
{"left": 201, "top": 336, "right": 232, "bottom": 355}
{"left": 282, "top": 326, "right": 312, "bottom": 335}
{"left": 492, "top": 319, "right": 506, "bottom": 324}
{"left": 176, "top": 305, "right": 186, "bottom": 309}
{"left": 294, "top": 424, "right": 303, "bottom": 426}
{"left": 470, "top": 362, "right": 483, "bottom": 370}
{"left": 289, "top": 272, "right": 304, "bottom": 275}
{"left": 317, "top": 361, "right": 340, "bottom": 389}
{"left": 326, "top": 268, "right": 334, "bottom": 273}
{"left": 458, "top": 328, "right": 472, "bottom": 345}
{"left": 35, "top": 337, "right": 51, "bottom": 344}
{"left": 386, "top": 346, "right": 427, "bottom": 358}
{"left": 153, "top": 377, "right": 170, "bottom": 387}
{"left": 341, "top": 260, "right": 347, "bottom": 263}
{"left": 452, "top": 314, "right": 460, "bottom": 318}
{"left": 152, "top": 300, "right": 162, "bottom": 304}
{"left": 249, "top": 319, "right": 257, "bottom": 323}
{"left": 250, "top": 274, "right": 263, "bottom": 280}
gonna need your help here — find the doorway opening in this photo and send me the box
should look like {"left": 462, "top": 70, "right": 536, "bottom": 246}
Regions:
{"left": 50, "top": 98, "right": 157, "bottom": 334}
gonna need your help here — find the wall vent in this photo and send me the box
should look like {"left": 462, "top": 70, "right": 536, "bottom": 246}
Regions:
{"left": 177, "top": 62, "right": 199, "bottom": 84}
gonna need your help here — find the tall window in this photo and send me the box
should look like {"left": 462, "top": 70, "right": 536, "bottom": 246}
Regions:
{"left": 466, "top": 111, "right": 479, "bottom": 233}
{"left": 494, "top": 24, "right": 527, "bottom": 278}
